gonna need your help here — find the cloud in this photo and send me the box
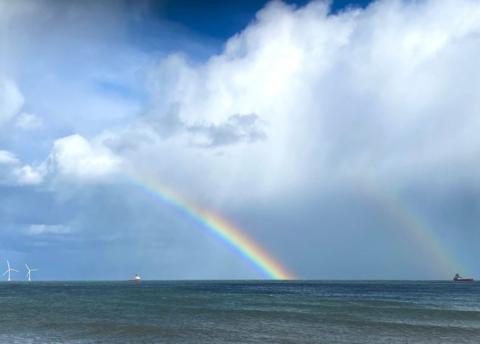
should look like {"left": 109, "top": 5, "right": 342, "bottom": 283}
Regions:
{"left": 27, "top": 224, "right": 71, "bottom": 236}
{"left": 130, "top": 0, "right": 480, "bottom": 197}
{"left": 0, "top": 78, "right": 24, "bottom": 126}
{"left": 12, "top": 165, "right": 45, "bottom": 185}
{"left": 48, "top": 134, "right": 121, "bottom": 181}
{"left": 0, "top": 150, "right": 19, "bottom": 165}
{"left": 140, "top": 109, "right": 266, "bottom": 147}
{"left": 0, "top": 150, "right": 44, "bottom": 185}
{"left": 15, "top": 112, "right": 44, "bottom": 130}
{"left": 187, "top": 113, "right": 266, "bottom": 147}
{"left": 0, "top": 134, "right": 121, "bottom": 187}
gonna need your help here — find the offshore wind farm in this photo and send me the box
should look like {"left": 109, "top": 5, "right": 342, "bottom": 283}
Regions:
{"left": 1, "top": 0, "right": 480, "bottom": 342}
{"left": 1, "top": 261, "right": 38, "bottom": 282}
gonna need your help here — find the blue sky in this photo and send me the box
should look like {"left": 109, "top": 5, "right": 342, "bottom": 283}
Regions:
{"left": 132, "top": 0, "right": 371, "bottom": 41}
{"left": 1, "top": 0, "right": 480, "bottom": 280}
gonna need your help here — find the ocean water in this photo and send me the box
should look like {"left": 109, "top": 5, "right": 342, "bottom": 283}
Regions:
{"left": 0, "top": 281, "right": 478, "bottom": 343}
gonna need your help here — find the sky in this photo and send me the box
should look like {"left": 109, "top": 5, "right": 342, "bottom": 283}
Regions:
{"left": 1, "top": 0, "right": 479, "bottom": 280}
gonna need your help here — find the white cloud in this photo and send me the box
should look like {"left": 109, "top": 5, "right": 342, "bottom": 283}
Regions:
{"left": 0, "top": 78, "right": 24, "bottom": 126}
{"left": 0, "top": 150, "right": 45, "bottom": 185}
{"left": 49, "top": 134, "right": 121, "bottom": 181}
{"left": 15, "top": 112, "right": 44, "bottom": 130}
{"left": 13, "top": 164, "right": 45, "bottom": 185}
{"left": 1, "top": 134, "right": 121, "bottom": 187}
{"left": 7, "top": 0, "right": 480, "bottom": 197}
{"left": 9, "top": 0, "right": 474, "bottom": 203}
{"left": 0, "top": 150, "right": 19, "bottom": 165}
{"left": 27, "top": 224, "right": 71, "bottom": 235}
{"left": 114, "top": 0, "right": 480, "bottom": 202}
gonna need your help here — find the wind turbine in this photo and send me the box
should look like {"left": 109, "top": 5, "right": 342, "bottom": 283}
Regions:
{"left": 4, "top": 260, "right": 18, "bottom": 281}
{"left": 25, "top": 264, "right": 38, "bottom": 282}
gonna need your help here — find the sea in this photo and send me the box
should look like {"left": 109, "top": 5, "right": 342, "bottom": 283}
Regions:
{"left": 0, "top": 280, "right": 478, "bottom": 343}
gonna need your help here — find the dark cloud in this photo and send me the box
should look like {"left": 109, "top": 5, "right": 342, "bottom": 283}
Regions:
{"left": 140, "top": 110, "right": 266, "bottom": 147}
{"left": 187, "top": 113, "right": 266, "bottom": 147}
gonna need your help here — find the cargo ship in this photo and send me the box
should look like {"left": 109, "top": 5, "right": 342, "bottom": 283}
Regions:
{"left": 453, "top": 273, "right": 474, "bottom": 282}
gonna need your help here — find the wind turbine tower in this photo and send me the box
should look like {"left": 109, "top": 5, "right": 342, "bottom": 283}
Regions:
{"left": 4, "top": 260, "right": 18, "bottom": 281}
{"left": 25, "top": 264, "right": 38, "bottom": 282}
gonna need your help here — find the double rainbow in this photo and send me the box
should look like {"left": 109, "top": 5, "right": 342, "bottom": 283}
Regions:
{"left": 125, "top": 172, "right": 469, "bottom": 279}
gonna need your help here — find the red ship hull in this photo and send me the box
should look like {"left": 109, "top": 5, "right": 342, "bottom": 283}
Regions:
{"left": 454, "top": 278, "right": 474, "bottom": 282}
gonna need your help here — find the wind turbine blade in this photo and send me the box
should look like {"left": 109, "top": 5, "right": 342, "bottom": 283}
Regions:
{"left": 3, "top": 270, "right": 7, "bottom": 276}
{"left": 25, "top": 264, "right": 29, "bottom": 270}
{"left": 11, "top": 269, "right": 18, "bottom": 272}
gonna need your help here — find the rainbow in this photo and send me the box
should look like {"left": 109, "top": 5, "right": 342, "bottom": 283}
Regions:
{"left": 359, "top": 179, "right": 467, "bottom": 276}
{"left": 123, "top": 172, "right": 466, "bottom": 279}
{"left": 124, "top": 173, "right": 295, "bottom": 280}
